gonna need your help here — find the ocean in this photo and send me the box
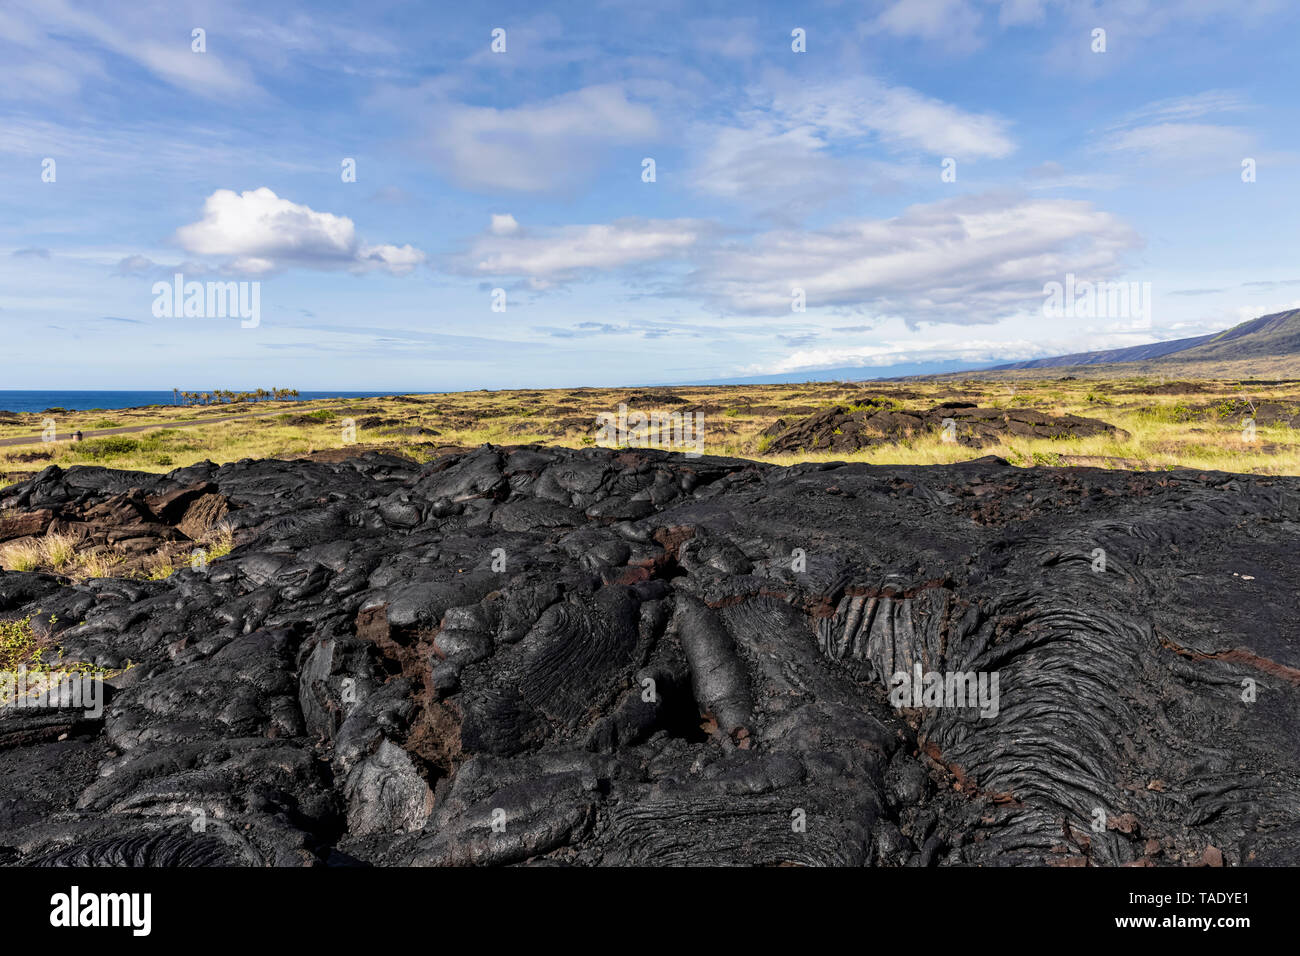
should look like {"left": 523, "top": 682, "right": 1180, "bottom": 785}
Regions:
{"left": 0, "top": 391, "right": 410, "bottom": 414}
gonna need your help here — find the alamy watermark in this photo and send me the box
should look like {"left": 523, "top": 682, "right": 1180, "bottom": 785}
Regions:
{"left": 595, "top": 404, "right": 704, "bottom": 457}
{"left": 1043, "top": 273, "right": 1151, "bottom": 329}
{"left": 1, "top": 667, "right": 104, "bottom": 718}
{"left": 888, "top": 662, "right": 1000, "bottom": 718}
{"left": 152, "top": 273, "right": 260, "bottom": 328}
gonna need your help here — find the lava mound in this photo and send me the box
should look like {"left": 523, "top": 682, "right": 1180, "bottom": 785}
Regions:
{"left": 0, "top": 447, "right": 1296, "bottom": 867}
{"left": 1193, "top": 399, "right": 1300, "bottom": 427}
{"left": 0, "top": 480, "right": 230, "bottom": 575}
{"left": 764, "top": 401, "right": 1126, "bottom": 453}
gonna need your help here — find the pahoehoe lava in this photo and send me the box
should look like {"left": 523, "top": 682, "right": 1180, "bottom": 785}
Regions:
{"left": 0, "top": 446, "right": 1296, "bottom": 866}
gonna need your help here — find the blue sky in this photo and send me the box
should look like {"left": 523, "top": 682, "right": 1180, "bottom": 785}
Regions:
{"left": 2, "top": 0, "right": 1298, "bottom": 390}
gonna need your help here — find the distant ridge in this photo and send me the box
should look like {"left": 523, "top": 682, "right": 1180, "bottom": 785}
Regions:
{"left": 675, "top": 309, "right": 1300, "bottom": 386}
{"left": 991, "top": 309, "right": 1300, "bottom": 372}
{"left": 992, "top": 332, "right": 1218, "bottom": 370}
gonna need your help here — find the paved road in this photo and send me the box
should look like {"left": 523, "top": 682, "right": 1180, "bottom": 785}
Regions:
{"left": 0, "top": 406, "right": 347, "bottom": 448}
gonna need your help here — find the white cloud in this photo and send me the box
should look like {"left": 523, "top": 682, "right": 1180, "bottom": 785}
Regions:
{"left": 771, "top": 77, "right": 1016, "bottom": 159}
{"left": 174, "top": 188, "right": 425, "bottom": 275}
{"left": 690, "top": 117, "right": 846, "bottom": 214}
{"left": 1023, "top": 160, "right": 1122, "bottom": 190}
{"left": 426, "top": 84, "right": 659, "bottom": 192}
{"left": 751, "top": 338, "right": 1042, "bottom": 375}
{"left": 2, "top": 0, "right": 259, "bottom": 100}
{"left": 868, "top": 0, "right": 1283, "bottom": 49}
{"left": 1099, "top": 122, "right": 1253, "bottom": 166}
{"left": 466, "top": 216, "right": 704, "bottom": 281}
{"left": 1119, "top": 90, "right": 1251, "bottom": 125}
{"left": 113, "top": 254, "right": 155, "bottom": 275}
{"left": 691, "top": 76, "right": 1014, "bottom": 211}
{"left": 490, "top": 214, "right": 520, "bottom": 236}
{"left": 695, "top": 193, "right": 1139, "bottom": 320}
{"left": 357, "top": 243, "right": 427, "bottom": 275}
{"left": 1096, "top": 93, "right": 1257, "bottom": 172}
{"left": 462, "top": 194, "right": 1137, "bottom": 327}
{"left": 1074, "top": 0, "right": 1284, "bottom": 37}
{"left": 1075, "top": 91, "right": 1274, "bottom": 181}
{"left": 1097, "top": 90, "right": 1258, "bottom": 169}
{"left": 867, "top": 0, "right": 985, "bottom": 51}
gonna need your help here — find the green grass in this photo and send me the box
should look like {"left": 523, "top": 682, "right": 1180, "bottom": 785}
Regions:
{"left": 1134, "top": 402, "right": 1196, "bottom": 424}
{"left": 73, "top": 436, "right": 142, "bottom": 458}
{"left": 6, "top": 380, "right": 1300, "bottom": 486}
{"left": 0, "top": 613, "right": 125, "bottom": 705}
{"left": 1, "top": 614, "right": 115, "bottom": 672}
{"left": 0, "top": 614, "right": 50, "bottom": 671}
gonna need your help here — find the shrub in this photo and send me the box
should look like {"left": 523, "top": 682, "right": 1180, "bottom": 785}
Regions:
{"left": 75, "top": 436, "right": 141, "bottom": 458}
{"left": 77, "top": 549, "right": 124, "bottom": 579}
{"left": 0, "top": 534, "right": 78, "bottom": 572}
{"left": 201, "top": 521, "right": 236, "bottom": 560}
{"left": 0, "top": 614, "right": 48, "bottom": 671}
{"left": 1137, "top": 403, "right": 1195, "bottom": 424}
{"left": 41, "top": 533, "right": 77, "bottom": 569}
{"left": 0, "top": 540, "right": 42, "bottom": 572}
{"left": 144, "top": 557, "right": 175, "bottom": 581}
{"left": 0, "top": 614, "right": 121, "bottom": 702}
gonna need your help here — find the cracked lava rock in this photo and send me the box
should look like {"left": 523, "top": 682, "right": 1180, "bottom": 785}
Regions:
{"left": 0, "top": 446, "right": 1296, "bottom": 866}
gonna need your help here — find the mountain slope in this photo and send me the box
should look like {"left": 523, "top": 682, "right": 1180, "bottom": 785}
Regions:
{"left": 994, "top": 332, "right": 1218, "bottom": 370}
{"left": 1161, "top": 309, "right": 1300, "bottom": 362}
{"left": 993, "top": 309, "right": 1300, "bottom": 371}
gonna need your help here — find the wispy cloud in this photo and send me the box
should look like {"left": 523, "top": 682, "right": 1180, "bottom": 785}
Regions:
{"left": 692, "top": 193, "right": 1138, "bottom": 320}
{"left": 463, "top": 216, "right": 705, "bottom": 285}
{"left": 864, "top": 0, "right": 987, "bottom": 52}
{"left": 1092, "top": 90, "right": 1260, "bottom": 175}
{"left": 689, "top": 75, "right": 1015, "bottom": 214}
{"left": 422, "top": 84, "right": 659, "bottom": 192}
{"left": 1, "top": 0, "right": 261, "bottom": 100}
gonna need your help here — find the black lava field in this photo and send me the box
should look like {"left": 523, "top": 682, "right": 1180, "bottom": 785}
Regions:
{"left": 0, "top": 446, "right": 1296, "bottom": 866}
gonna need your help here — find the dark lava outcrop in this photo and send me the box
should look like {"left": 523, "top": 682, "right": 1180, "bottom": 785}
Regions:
{"left": 1191, "top": 399, "right": 1300, "bottom": 427}
{"left": 0, "top": 447, "right": 1296, "bottom": 866}
{"left": 765, "top": 402, "right": 1126, "bottom": 453}
{"left": 0, "top": 479, "right": 229, "bottom": 575}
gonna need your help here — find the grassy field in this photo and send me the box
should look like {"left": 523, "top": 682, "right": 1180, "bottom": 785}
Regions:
{"left": 3, "top": 376, "right": 1300, "bottom": 488}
